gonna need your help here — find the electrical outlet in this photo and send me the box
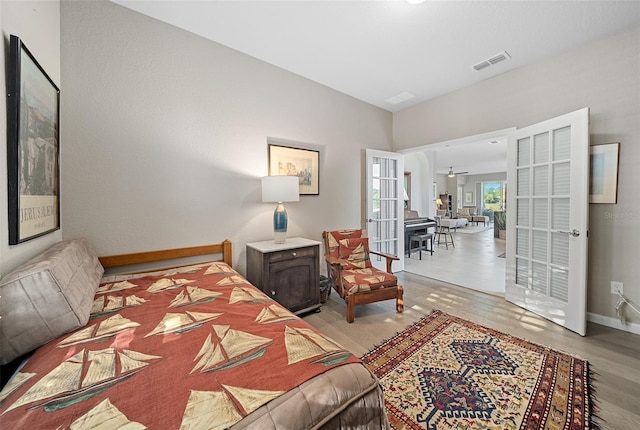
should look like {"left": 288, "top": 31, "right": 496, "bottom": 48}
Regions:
{"left": 611, "top": 281, "right": 623, "bottom": 295}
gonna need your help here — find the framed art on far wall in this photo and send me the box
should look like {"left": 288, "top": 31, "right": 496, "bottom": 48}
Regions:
{"left": 7, "top": 35, "right": 60, "bottom": 244}
{"left": 268, "top": 143, "right": 319, "bottom": 195}
{"left": 465, "top": 191, "right": 473, "bottom": 204}
{"left": 590, "top": 142, "right": 619, "bottom": 204}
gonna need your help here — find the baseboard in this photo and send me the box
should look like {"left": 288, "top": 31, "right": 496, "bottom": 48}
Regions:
{"left": 587, "top": 312, "right": 640, "bottom": 335}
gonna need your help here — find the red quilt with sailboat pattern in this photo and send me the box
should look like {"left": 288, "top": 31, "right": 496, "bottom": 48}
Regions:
{"left": 0, "top": 262, "right": 359, "bottom": 429}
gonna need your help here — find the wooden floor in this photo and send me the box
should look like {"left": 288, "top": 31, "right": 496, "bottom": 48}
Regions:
{"left": 303, "top": 270, "right": 640, "bottom": 429}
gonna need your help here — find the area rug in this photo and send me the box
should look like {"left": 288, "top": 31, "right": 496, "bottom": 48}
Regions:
{"left": 361, "top": 310, "right": 599, "bottom": 430}
{"left": 455, "top": 225, "right": 491, "bottom": 234}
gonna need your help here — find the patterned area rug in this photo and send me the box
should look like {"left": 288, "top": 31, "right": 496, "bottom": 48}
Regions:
{"left": 362, "top": 310, "right": 599, "bottom": 430}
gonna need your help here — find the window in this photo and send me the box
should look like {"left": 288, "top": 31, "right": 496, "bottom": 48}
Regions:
{"left": 481, "top": 181, "right": 507, "bottom": 220}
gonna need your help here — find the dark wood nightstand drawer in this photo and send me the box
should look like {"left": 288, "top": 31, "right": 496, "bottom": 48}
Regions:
{"left": 265, "top": 246, "right": 316, "bottom": 263}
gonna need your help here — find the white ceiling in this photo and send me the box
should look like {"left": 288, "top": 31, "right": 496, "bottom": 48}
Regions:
{"left": 113, "top": 0, "right": 639, "bottom": 175}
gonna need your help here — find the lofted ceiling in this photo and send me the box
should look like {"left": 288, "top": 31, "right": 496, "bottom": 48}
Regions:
{"left": 112, "top": 0, "right": 639, "bottom": 175}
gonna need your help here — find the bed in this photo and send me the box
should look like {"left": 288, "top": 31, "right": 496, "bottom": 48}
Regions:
{"left": 0, "top": 238, "right": 388, "bottom": 429}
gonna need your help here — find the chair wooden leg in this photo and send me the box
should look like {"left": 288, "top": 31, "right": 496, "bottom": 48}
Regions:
{"left": 396, "top": 285, "right": 404, "bottom": 313}
{"left": 346, "top": 294, "right": 355, "bottom": 323}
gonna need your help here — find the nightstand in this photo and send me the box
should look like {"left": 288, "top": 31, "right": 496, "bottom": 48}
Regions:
{"left": 246, "top": 237, "right": 321, "bottom": 315}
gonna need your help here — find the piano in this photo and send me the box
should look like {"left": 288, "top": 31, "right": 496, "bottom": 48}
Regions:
{"left": 404, "top": 210, "right": 436, "bottom": 256}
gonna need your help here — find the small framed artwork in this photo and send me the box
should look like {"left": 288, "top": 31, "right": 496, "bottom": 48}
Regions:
{"left": 268, "top": 143, "right": 319, "bottom": 195}
{"left": 7, "top": 35, "right": 60, "bottom": 244}
{"left": 590, "top": 142, "right": 619, "bottom": 204}
{"left": 465, "top": 191, "right": 473, "bottom": 204}
{"left": 432, "top": 182, "right": 437, "bottom": 201}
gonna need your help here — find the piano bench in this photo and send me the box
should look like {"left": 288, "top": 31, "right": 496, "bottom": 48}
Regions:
{"left": 408, "top": 233, "right": 434, "bottom": 260}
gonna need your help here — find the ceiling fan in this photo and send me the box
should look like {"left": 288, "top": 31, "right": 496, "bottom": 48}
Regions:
{"left": 447, "top": 167, "right": 468, "bottom": 177}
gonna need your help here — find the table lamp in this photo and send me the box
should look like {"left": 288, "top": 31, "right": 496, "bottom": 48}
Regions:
{"left": 262, "top": 176, "right": 300, "bottom": 244}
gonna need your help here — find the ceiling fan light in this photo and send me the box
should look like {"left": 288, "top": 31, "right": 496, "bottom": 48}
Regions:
{"left": 447, "top": 167, "right": 455, "bottom": 177}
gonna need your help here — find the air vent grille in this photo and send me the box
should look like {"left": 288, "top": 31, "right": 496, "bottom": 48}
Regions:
{"left": 473, "top": 61, "right": 491, "bottom": 71}
{"left": 472, "top": 51, "right": 511, "bottom": 71}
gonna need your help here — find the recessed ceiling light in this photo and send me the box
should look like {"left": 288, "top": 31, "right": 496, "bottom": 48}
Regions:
{"left": 406, "top": 0, "right": 427, "bottom": 4}
{"left": 489, "top": 140, "right": 498, "bottom": 145}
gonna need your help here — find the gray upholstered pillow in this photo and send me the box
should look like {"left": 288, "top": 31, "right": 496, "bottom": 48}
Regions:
{"left": 0, "top": 238, "right": 104, "bottom": 364}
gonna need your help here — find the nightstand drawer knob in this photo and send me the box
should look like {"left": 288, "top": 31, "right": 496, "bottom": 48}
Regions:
{"left": 271, "top": 290, "right": 276, "bottom": 296}
{"left": 292, "top": 252, "right": 297, "bottom": 257}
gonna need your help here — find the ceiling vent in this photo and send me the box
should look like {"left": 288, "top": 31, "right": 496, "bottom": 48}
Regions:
{"left": 472, "top": 51, "right": 511, "bottom": 71}
{"left": 385, "top": 91, "right": 416, "bottom": 105}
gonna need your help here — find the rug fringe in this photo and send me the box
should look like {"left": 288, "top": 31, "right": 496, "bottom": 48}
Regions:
{"left": 587, "top": 363, "right": 604, "bottom": 430}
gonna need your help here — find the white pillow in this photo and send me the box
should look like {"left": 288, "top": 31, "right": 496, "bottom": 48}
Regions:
{"left": 0, "top": 238, "right": 104, "bottom": 364}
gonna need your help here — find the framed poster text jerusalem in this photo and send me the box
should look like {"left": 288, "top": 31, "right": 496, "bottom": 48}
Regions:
{"left": 7, "top": 35, "right": 60, "bottom": 244}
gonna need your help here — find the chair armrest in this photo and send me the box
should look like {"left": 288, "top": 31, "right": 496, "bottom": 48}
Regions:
{"left": 369, "top": 250, "right": 399, "bottom": 273}
{"left": 324, "top": 255, "right": 347, "bottom": 277}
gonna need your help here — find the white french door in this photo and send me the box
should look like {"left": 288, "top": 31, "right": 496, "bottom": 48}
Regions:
{"left": 505, "top": 108, "right": 590, "bottom": 336}
{"left": 365, "top": 149, "right": 404, "bottom": 272}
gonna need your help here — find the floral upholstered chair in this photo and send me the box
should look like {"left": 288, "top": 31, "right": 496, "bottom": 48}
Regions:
{"left": 321, "top": 229, "right": 404, "bottom": 323}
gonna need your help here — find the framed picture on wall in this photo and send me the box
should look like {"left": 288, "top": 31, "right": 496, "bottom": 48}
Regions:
{"left": 7, "top": 35, "right": 61, "bottom": 244}
{"left": 465, "top": 191, "right": 473, "bottom": 204}
{"left": 589, "top": 142, "right": 619, "bottom": 204}
{"left": 268, "top": 142, "right": 320, "bottom": 195}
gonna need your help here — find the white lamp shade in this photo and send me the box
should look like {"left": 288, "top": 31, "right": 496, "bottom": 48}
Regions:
{"left": 261, "top": 176, "right": 300, "bottom": 203}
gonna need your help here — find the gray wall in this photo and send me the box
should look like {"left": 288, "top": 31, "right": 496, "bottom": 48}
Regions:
{"left": 394, "top": 26, "right": 640, "bottom": 327}
{"left": 58, "top": 0, "right": 392, "bottom": 277}
{"left": 0, "top": 1, "right": 63, "bottom": 276}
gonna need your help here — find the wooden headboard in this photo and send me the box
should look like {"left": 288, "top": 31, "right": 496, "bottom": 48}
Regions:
{"left": 98, "top": 240, "right": 232, "bottom": 272}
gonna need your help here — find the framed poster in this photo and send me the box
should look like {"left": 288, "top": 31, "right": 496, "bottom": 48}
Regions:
{"left": 589, "top": 142, "right": 619, "bottom": 204}
{"left": 465, "top": 191, "right": 473, "bottom": 204}
{"left": 268, "top": 143, "right": 319, "bottom": 195}
{"left": 7, "top": 35, "right": 60, "bottom": 244}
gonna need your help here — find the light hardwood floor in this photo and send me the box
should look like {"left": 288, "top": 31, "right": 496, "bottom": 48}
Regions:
{"left": 404, "top": 223, "right": 506, "bottom": 295}
{"left": 303, "top": 229, "right": 640, "bottom": 430}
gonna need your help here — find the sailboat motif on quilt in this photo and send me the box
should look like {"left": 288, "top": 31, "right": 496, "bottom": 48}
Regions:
{"left": 169, "top": 287, "right": 222, "bottom": 308}
{"left": 228, "top": 286, "right": 270, "bottom": 305}
{"left": 96, "top": 280, "right": 138, "bottom": 295}
{"left": 192, "top": 325, "right": 273, "bottom": 373}
{"left": 0, "top": 372, "right": 35, "bottom": 403}
{"left": 181, "top": 384, "right": 284, "bottom": 430}
{"left": 147, "top": 277, "right": 195, "bottom": 293}
{"left": 204, "top": 262, "right": 236, "bottom": 276}
{"left": 57, "top": 314, "right": 140, "bottom": 348}
{"left": 284, "top": 326, "right": 351, "bottom": 366}
{"left": 255, "top": 304, "right": 297, "bottom": 324}
{"left": 217, "top": 275, "right": 250, "bottom": 287}
{"left": 70, "top": 399, "right": 145, "bottom": 429}
{"left": 90, "top": 294, "right": 148, "bottom": 318}
{"left": 145, "top": 311, "right": 222, "bottom": 337}
{"left": 2, "top": 348, "right": 160, "bottom": 413}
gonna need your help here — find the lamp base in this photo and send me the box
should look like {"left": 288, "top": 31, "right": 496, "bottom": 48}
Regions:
{"left": 273, "top": 202, "right": 288, "bottom": 244}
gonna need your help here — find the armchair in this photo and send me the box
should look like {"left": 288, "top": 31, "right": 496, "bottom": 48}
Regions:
{"left": 322, "top": 229, "right": 404, "bottom": 323}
